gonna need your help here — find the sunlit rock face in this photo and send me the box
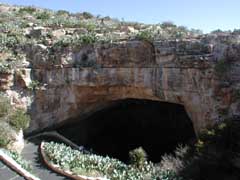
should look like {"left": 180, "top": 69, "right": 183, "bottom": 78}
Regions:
{"left": 4, "top": 38, "right": 240, "bottom": 135}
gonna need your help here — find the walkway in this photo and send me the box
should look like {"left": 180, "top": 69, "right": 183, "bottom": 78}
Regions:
{"left": 0, "top": 160, "right": 25, "bottom": 180}
{"left": 22, "top": 136, "right": 70, "bottom": 180}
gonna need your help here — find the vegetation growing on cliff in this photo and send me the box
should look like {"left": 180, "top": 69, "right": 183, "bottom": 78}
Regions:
{"left": 0, "top": 94, "right": 30, "bottom": 148}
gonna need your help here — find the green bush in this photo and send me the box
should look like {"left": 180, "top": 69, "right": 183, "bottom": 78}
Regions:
{"left": 9, "top": 108, "right": 30, "bottom": 131}
{"left": 0, "top": 94, "right": 11, "bottom": 118}
{"left": 28, "top": 80, "right": 40, "bottom": 91}
{"left": 0, "top": 93, "right": 30, "bottom": 132}
{"left": 36, "top": 11, "right": 51, "bottom": 20}
{"left": 79, "top": 33, "right": 98, "bottom": 45}
{"left": 0, "top": 122, "right": 15, "bottom": 148}
{"left": 161, "top": 21, "right": 177, "bottom": 29}
{"left": 135, "top": 30, "right": 154, "bottom": 42}
{"left": 129, "top": 147, "right": 147, "bottom": 168}
{"left": 53, "top": 33, "right": 98, "bottom": 48}
{"left": 0, "top": 32, "right": 27, "bottom": 50}
{"left": 0, "top": 138, "right": 9, "bottom": 147}
{"left": 0, "top": 33, "right": 17, "bottom": 49}
{"left": 18, "top": 7, "right": 36, "bottom": 14}
{"left": 56, "top": 10, "right": 70, "bottom": 16}
{"left": 82, "top": 12, "right": 94, "bottom": 19}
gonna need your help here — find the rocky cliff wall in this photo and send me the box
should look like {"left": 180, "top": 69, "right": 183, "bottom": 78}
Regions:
{"left": 2, "top": 38, "right": 240, "bottom": 135}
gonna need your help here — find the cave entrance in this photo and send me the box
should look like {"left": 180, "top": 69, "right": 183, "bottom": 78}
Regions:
{"left": 58, "top": 99, "right": 196, "bottom": 163}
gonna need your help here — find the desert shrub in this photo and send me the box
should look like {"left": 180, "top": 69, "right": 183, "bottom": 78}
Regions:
{"left": 211, "top": 29, "right": 224, "bottom": 34}
{"left": 0, "top": 94, "right": 11, "bottom": 118}
{"left": 18, "top": 7, "right": 36, "bottom": 14}
{"left": 56, "top": 10, "right": 70, "bottom": 16}
{"left": 0, "top": 33, "right": 17, "bottom": 49}
{"left": 159, "top": 145, "right": 189, "bottom": 175}
{"left": 161, "top": 21, "right": 177, "bottom": 29}
{"left": 0, "top": 60, "right": 14, "bottom": 73}
{"left": 129, "top": 147, "right": 147, "bottom": 168}
{"left": 86, "top": 23, "right": 97, "bottom": 32}
{"left": 79, "top": 33, "right": 98, "bottom": 44}
{"left": 0, "top": 32, "right": 27, "bottom": 50}
{"left": 53, "top": 33, "right": 98, "bottom": 48}
{"left": 27, "top": 80, "right": 40, "bottom": 91}
{"left": 9, "top": 108, "right": 30, "bottom": 131}
{"left": 35, "top": 11, "right": 51, "bottom": 20}
{"left": 189, "top": 29, "right": 203, "bottom": 37}
{"left": 82, "top": 12, "right": 94, "bottom": 19}
{"left": 53, "top": 36, "right": 73, "bottom": 47}
{"left": 0, "top": 93, "right": 30, "bottom": 134}
{"left": 0, "top": 122, "right": 15, "bottom": 147}
{"left": 0, "top": 52, "right": 25, "bottom": 73}
{"left": 135, "top": 30, "right": 154, "bottom": 42}
{"left": 0, "top": 137, "right": 9, "bottom": 147}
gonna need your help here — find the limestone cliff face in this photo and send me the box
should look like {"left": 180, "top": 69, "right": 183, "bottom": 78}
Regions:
{"left": 2, "top": 38, "right": 240, "bottom": 135}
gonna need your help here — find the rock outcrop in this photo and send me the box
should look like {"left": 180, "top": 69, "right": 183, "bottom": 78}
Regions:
{"left": 4, "top": 38, "right": 238, "bottom": 135}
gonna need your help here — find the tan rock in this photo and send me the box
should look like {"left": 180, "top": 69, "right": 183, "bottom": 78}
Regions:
{"left": 7, "top": 130, "right": 24, "bottom": 154}
{"left": 15, "top": 69, "right": 32, "bottom": 88}
{"left": 52, "top": 29, "right": 66, "bottom": 39}
{"left": 1, "top": 39, "right": 238, "bottom": 136}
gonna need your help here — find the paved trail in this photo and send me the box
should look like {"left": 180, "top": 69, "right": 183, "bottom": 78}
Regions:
{"left": 0, "top": 160, "right": 25, "bottom": 180}
{"left": 21, "top": 136, "right": 70, "bottom": 180}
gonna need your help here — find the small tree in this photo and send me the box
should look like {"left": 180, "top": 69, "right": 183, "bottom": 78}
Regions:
{"left": 82, "top": 12, "right": 94, "bottom": 19}
{"left": 161, "top": 21, "right": 177, "bottom": 28}
{"left": 129, "top": 147, "right": 148, "bottom": 168}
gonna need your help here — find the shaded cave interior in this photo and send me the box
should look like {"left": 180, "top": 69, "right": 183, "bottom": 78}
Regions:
{"left": 58, "top": 99, "right": 196, "bottom": 163}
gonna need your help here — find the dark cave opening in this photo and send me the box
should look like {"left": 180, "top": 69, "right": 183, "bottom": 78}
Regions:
{"left": 58, "top": 99, "right": 196, "bottom": 163}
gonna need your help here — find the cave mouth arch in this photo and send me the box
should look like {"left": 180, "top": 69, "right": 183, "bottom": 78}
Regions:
{"left": 58, "top": 99, "right": 196, "bottom": 163}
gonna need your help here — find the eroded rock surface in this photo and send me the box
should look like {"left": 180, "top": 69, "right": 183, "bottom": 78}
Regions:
{"left": 4, "top": 39, "right": 236, "bottom": 135}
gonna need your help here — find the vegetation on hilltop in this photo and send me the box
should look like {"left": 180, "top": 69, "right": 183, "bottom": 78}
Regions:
{"left": 1, "top": 3, "right": 240, "bottom": 72}
{"left": 0, "top": 3, "right": 203, "bottom": 45}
